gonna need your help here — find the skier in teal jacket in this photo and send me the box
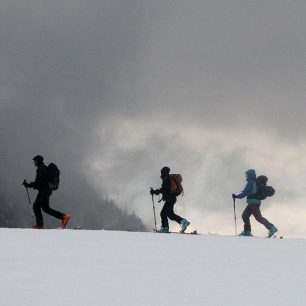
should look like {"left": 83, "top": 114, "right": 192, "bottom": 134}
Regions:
{"left": 232, "top": 169, "right": 278, "bottom": 237}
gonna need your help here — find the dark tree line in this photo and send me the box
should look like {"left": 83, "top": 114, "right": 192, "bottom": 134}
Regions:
{"left": 0, "top": 180, "right": 147, "bottom": 231}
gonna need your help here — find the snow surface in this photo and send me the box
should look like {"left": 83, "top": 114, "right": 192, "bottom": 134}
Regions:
{"left": 1, "top": 229, "right": 306, "bottom": 306}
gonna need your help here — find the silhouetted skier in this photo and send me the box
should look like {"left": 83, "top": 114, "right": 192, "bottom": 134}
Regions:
{"left": 150, "top": 166, "right": 190, "bottom": 233}
{"left": 23, "top": 155, "right": 70, "bottom": 229}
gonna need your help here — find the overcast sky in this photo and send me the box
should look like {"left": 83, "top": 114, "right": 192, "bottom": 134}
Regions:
{"left": 0, "top": 0, "right": 305, "bottom": 237}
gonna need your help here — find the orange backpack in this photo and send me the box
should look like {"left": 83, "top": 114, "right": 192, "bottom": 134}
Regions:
{"left": 170, "top": 174, "right": 184, "bottom": 196}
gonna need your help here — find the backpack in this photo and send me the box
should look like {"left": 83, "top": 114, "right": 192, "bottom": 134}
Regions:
{"left": 47, "top": 163, "right": 60, "bottom": 190}
{"left": 170, "top": 174, "right": 184, "bottom": 196}
{"left": 255, "top": 175, "right": 275, "bottom": 200}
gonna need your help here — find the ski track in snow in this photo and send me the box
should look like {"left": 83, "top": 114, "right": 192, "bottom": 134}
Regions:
{"left": 0, "top": 228, "right": 305, "bottom": 306}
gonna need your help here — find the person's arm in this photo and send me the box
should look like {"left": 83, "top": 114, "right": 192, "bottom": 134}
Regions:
{"left": 22, "top": 176, "right": 38, "bottom": 189}
{"left": 29, "top": 167, "right": 48, "bottom": 190}
{"left": 234, "top": 181, "right": 253, "bottom": 199}
{"left": 161, "top": 177, "right": 171, "bottom": 195}
{"left": 150, "top": 188, "right": 162, "bottom": 195}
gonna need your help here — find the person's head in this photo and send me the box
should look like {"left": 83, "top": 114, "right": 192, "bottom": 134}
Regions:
{"left": 33, "top": 155, "right": 44, "bottom": 167}
{"left": 160, "top": 166, "right": 170, "bottom": 179}
{"left": 245, "top": 169, "right": 256, "bottom": 181}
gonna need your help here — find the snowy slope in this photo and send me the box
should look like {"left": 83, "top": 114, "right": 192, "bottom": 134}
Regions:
{"left": 1, "top": 229, "right": 306, "bottom": 306}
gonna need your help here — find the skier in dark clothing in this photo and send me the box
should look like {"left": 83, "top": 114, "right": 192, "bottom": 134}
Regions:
{"left": 23, "top": 155, "right": 70, "bottom": 229}
{"left": 232, "top": 169, "right": 278, "bottom": 237}
{"left": 150, "top": 166, "right": 190, "bottom": 233}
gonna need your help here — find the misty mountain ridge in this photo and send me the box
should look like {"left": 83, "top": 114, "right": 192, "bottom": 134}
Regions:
{"left": 0, "top": 178, "right": 146, "bottom": 231}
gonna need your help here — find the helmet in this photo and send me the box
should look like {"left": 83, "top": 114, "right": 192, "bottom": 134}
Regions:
{"left": 33, "top": 155, "right": 44, "bottom": 163}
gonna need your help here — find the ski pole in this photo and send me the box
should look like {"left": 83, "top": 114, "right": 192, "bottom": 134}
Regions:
{"left": 24, "top": 180, "right": 34, "bottom": 217}
{"left": 233, "top": 198, "right": 237, "bottom": 236}
{"left": 150, "top": 188, "right": 157, "bottom": 231}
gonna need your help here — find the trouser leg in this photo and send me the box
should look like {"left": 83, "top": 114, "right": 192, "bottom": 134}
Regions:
{"left": 40, "top": 190, "right": 64, "bottom": 221}
{"left": 166, "top": 200, "right": 183, "bottom": 224}
{"left": 242, "top": 205, "right": 253, "bottom": 232}
{"left": 252, "top": 205, "right": 272, "bottom": 230}
{"left": 33, "top": 195, "right": 44, "bottom": 227}
{"left": 160, "top": 198, "right": 183, "bottom": 228}
{"left": 160, "top": 203, "right": 169, "bottom": 228}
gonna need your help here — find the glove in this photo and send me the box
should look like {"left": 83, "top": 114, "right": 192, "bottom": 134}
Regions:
{"left": 155, "top": 189, "right": 161, "bottom": 196}
{"left": 232, "top": 193, "right": 237, "bottom": 199}
{"left": 150, "top": 188, "right": 161, "bottom": 196}
{"left": 23, "top": 180, "right": 30, "bottom": 188}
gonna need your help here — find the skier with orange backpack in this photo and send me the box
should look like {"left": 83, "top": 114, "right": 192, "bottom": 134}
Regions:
{"left": 150, "top": 166, "right": 190, "bottom": 233}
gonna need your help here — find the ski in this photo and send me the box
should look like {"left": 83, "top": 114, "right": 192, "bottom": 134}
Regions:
{"left": 208, "top": 233, "right": 284, "bottom": 239}
{"left": 171, "top": 230, "right": 199, "bottom": 235}
{"left": 153, "top": 229, "right": 199, "bottom": 235}
{"left": 271, "top": 235, "right": 284, "bottom": 239}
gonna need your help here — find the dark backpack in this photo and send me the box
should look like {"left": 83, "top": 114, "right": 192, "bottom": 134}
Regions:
{"left": 169, "top": 174, "right": 184, "bottom": 196}
{"left": 47, "top": 163, "right": 60, "bottom": 190}
{"left": 255, "top": 175, "right": 275, "bottom": 200}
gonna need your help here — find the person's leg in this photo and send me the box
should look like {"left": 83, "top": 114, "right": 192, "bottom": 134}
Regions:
{"left": 242, "top": 205, "right": 253, "bottom": 232}
{"left": 40, "top": 190, "right": 65, "bottom": 221}
{"left": 33, "top": 194, "right": 44, "bottom": 227}
{"left": 160, "top": 203, "right": 169, "bottom": 228}
{"left": 252, "top": 205, "right": 273, "bottom": 230}
{"left": 166, "top": 198, "right": 184, "bottom": 225}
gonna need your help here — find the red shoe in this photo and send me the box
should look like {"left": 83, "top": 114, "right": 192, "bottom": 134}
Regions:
{"left": 32, "top": 225, "right": 46, "bottom": 229}
{"left": 61, "top": 214, "right": 71, "bottom": 229}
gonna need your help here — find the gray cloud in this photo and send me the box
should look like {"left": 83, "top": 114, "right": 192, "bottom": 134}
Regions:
{"left": 0, "top": 0, "right": 305, "bottom": 235}
{"left": 85, "top": 119, "right": 306, "bottom": 237}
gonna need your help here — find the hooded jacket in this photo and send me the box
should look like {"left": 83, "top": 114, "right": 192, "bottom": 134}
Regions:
{"left": 236, "top": 169, "right": 260, "bottom": 205}
{"left": 159, "top": 175, "right": 176, "bottom": 202}
{"left": 28, "top": 163, "right": 49, "bottom": 191}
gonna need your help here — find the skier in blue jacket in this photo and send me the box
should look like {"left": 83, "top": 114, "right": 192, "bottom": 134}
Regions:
{"left": 232, "top": 169, "right": 278, "bottom": 237}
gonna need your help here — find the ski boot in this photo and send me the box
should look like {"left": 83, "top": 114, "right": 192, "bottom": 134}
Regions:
{"left": 32, "top": 225, "right": 46, "bottom": 229}
{"left": 61, "top": 214, "right": 71, "bottom": 229}
{"left": 180, "top": 219, "right": 190, "bottom": 233}
{"left": 156, "top": 227, "right": 169, "bottom": 233}
{"left": 267, "top": 225, "right": 278, "bottom": 238}
{"left": 239, "top": 231, "right": 253, "bottom": 237}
